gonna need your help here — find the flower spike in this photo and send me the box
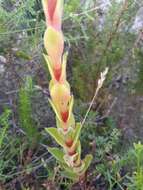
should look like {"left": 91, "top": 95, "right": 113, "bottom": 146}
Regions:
{"left": 42, "top": 0, "right": 93, "bottom": 181}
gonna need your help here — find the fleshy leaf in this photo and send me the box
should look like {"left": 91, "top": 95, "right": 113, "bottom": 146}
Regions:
{"left": 82, "top": 154, "right": 93, "bottom": 173}
{"left": 68, "top": 95, "right": 74, "bottom": 121}
{"left": 76, "top": 141, "right": 81, "bottom": 156}
{"left": 72, "top": 123, "right": 82, "bottom": 147}
{"left": 53, "top": 0, "right": 63, "bottom": 30}
{"left": 44, "top": 27, "right": 64, "bottom": 65}
{"left": 73, "top": 141, "right": 81, "bottom": 167}
{"left": 60, "top": 52, "right": 68, "bottom": 81}
{"left": 50, "top": 82, "right": 71, "bottom": 113}
{"left": 61, "top": 170, "right": 78, "bottom": 180}
{"left": 43, "top": 54, "right": 54, "bottom": 79}
{"left": 45, "top": 127, "right": 64, "bottom": 147}
{"left": 48, "top": 98, "right": 62, "bottom": 122}
{"left": 48, "top": 147, "right": 65, "bottom": 163}
{"left": 73, "top": 154, "right": 92, "bottom": 175}
{"left": 48, "top": 0, "right": 57, "bottom": 20}
{"left": 49, "top": 80, "right": 54, "bottom": 93}
{"left": 61, "top": 162, "right": 76, "bottom": 174}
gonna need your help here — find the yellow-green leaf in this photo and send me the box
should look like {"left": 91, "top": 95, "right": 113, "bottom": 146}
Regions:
{"left": 72, "top": 123, "right": 82, "bottom": 146}
{"left": 82, "top": 154, "right": 93, "bottom": 173}
{"left": 48, "top": 98, "right": 62, "bottom": 122}
{"left": 45, "top": 127, "right": 64, "bottom": 147}
{"left": 43, "top": 53, "right": 54, "bottom": 79}
{"left": 48, "top": 147, "right": 65, "bottom": 163}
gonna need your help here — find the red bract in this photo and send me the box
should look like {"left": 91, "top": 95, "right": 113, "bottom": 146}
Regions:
{"left": 42, "top": 0, "right": 62, "bottom": 30}
{"left": 65, "top": 138, "right": 73, "bottom": 147}
{"left": 48, "top": 0, "right": 57, "bottom": 20}
{"left": 61, "top": 110, "right": 69, "bottom": 123}
{"left": 53, "top": 67, "right": 62, "bottom": 81}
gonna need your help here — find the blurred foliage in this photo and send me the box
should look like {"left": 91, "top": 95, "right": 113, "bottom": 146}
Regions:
{"left": 134, "top": 48, "right": 143, "bottom": 94}
{"left": 69, "top": 0, "right": 139, "bottom": 101}
{"left": 80, "top": 110, "right": 121, "bottom": 159}
{"left": 0, "top": 0, "right": 44, "bottom": 53}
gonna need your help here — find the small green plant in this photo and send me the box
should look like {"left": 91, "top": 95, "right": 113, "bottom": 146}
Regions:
{"left": 128, "top": 142, "right": 143, "bottom": 190}
{"left": 0, "top": 109, "right": 11, "bottom": 149}
{"left": 18, "top": 76, "right": 40, "bottom": 148}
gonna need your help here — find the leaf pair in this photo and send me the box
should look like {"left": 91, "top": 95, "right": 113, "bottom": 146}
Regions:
{"left": 48, "top": 146, "right": 93, "bottom": 181}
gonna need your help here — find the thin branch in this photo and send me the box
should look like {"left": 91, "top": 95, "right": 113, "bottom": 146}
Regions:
{"left": 81, "top": 67, "right": 109, "bottom": 127}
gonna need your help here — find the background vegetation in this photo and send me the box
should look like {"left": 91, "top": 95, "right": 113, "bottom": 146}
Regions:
{"left": 0, "top": 0, "right": 143, "bottom": 189}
